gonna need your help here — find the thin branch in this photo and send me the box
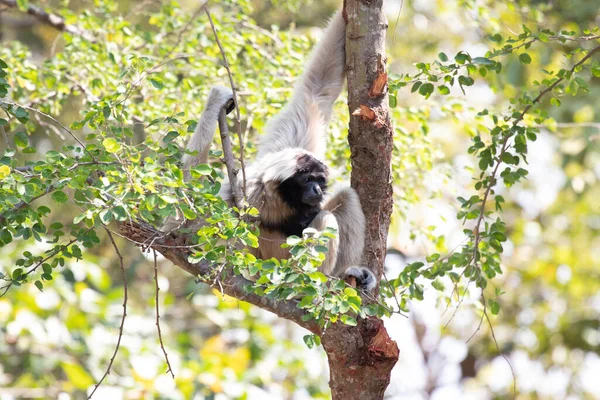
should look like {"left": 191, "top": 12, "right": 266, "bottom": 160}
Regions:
{"left": 1, "top": 101, "right": 92, "bottom": 159}
{"left": 217, "top": 105, "right": 243, "bottom": 209}
{"left": 0, "top": 124, "right": 8, "bottom": 147}
{"left": 0, "top": 0, "right": 94, "bottom": 41}
{"left": 88, "top": 228, "right": 128, "bottom": 399}
{"left": 24, "top": 235, "right": 83, "bottom": 277}
{"left": 203, "top": 5, "right": 247, "bottom": 201}
{"left": 0, "top": 161, "right": 120, "bottom": 224}
{"left": 472, "top": 42, "right": 600, "bottom": 264}
{"left": 0, "top": 182, "right": 58, "bottom": 224}
{"left": 555, "top": 122, "right": 600, "bottom": 129}
{"left": 481, "top": 292, "right": 517, "bottom": 399}
{"left": 153, "top": 250, "right": 175, "bottom": 379}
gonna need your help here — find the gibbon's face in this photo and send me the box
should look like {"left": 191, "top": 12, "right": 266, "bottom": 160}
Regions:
{"left": 277, "top": 154, "right": 328, "bottom": 209}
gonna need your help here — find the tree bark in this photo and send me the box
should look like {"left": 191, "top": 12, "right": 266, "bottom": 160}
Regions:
{"left": 320, "top": 2, "right": 399, "bottom": 399}
{"left": 345, "top": 0, "right": 393, "bottom": 283}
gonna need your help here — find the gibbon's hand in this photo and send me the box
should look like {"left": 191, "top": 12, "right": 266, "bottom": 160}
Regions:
{"left": 207, "top": 86, "right": 235, "bottom": 116}
{"left": 224, "top": 98, "right": 235, "bottom": 115}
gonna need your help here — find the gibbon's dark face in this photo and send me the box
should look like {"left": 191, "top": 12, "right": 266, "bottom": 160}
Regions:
{"left": 278, "top": 154, "right": 328, "bottom": 210}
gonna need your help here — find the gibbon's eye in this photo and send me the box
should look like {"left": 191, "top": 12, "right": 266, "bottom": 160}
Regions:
{"left": 316, "top": 177, "right": 326, "bottom": 185}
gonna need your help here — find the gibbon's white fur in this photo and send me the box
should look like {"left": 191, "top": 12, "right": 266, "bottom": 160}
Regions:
{"left": 166, "top": 11, "right": 376, "bottom": 290}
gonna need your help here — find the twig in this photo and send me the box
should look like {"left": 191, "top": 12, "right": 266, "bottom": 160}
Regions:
{"left": 203, "top": 4, "right": 247, "bottom": 201}
{"left": 0, "top": 182, "right": 58, "bottom": 223}
{"left": 154, "top": 250, "right": 175, "bottom": 379}
{"left": 217, "top": 105, "right": 243, "bottom": 209}
{"left": 471, "top": 43, "right": 600, "bottom": 257}
{"left": 88, "top": 228, "right": 128, "bottom": 399}
{"left": 115, "top": 54, "right": 194, "bottom": 106}
{"left": 0, "top": 101, "right": 92, "bottom": 159}
{"left": 0, "top": 0, "right": 94, "bottom": 41}
{"left": 0, "top": 161, "right": 120, "bottom": 224}
{"left": 555, "top": 122, "right": 600, "bottom": 129}
{"left": 0, "top": 124, "right": 8, "bottom": 147}
{"left": 481, "top": 292, "right": 517, "bottom": 399}
{"left": 455, "top": 44, "right": 600, "bottom": 398}
{"left": 24, "top": 235, "right": 83, "bottom": 277}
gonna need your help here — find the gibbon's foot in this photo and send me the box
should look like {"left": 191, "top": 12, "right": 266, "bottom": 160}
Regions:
{"left": 345, "top": 266, "right": 376, "bottom": 291}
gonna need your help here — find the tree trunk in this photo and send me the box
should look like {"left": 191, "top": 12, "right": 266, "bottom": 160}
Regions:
{"left": 320, "top": 2, "right": 398, "bottom": 399}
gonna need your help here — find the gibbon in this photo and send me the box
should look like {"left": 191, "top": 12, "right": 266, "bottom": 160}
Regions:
{"left": 165, "top": 11, "right": 376, "bottom": 290}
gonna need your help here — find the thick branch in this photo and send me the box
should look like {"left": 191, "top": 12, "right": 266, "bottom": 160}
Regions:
{"left": 316, "top": 3, "right": 399, "bottom": 400}
{"left": 345, "top": 2, "right": 394, "bottom": 285}
{"left": 117, "top": 221, "right": 320, "bottom": 334}
{"left": 0, "top": 0, "right": 94, "bottom": 41}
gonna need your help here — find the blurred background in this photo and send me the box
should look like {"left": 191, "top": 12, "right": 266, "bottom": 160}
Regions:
{"left": 1, "top": 0, "right": 599, "bottom": 399}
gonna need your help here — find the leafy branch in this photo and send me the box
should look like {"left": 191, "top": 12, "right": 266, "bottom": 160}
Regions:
{"left": 0, "top": 0, "right": 95, "bottom": 41}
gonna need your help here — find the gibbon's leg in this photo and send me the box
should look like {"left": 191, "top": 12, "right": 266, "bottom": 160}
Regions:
{"left": 308, "top": 211, "right": 340, "bottom": 275}
{"left": 162, "top": 86, "right": 234, "bottom": 232}
{"left": 182, "top": 86, "right": 235, "bottom": 180}
{"left": 257, "top": 11, "right": 346, "bottom": 158}
{"left": 323, "top": 186, "right": 376, "bottom": 291}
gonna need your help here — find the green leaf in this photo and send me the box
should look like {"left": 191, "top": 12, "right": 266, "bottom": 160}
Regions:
{"left": 411, "top": 81, "right": 422, "bottom": 93}
{"left": 112, "top": 206, "right": 128, "bottom": 221}
{"left": 303, "top": 334, "right": 315, "bottom": 349}
{"left": 489, "top": 299, "right": 500, "bottom": 315}
{"left": 314, "top": 245, "right": 329, "bottom": 253}
{"left": 438, "top": 85, "right": 450, "bottom": 95}
{"left": 458, "top": 75, "right": 474, "bottom": 86}
{"left": 389, "top": 94, "right": 397, "bottom": 108}
{"left": 181, "top": 205, "right": 197, "bottom": 220}
{"left": 102, "top": 138, "right": 121, "bottom": 153}
{"left": 454, "top": 52, "right": 470, "bottom": 64}
{"left": 99, "top": 209, "right": 113, "bottom": 223}
{"left": 519, "top": 53, "right": 532, "bottom": 64}
{"left": 340, "top": 315, "right": 357, "bottom": 326}
{"left": 149, "top": 77, "right": 164, "bottom": 89}
{"left": 472, "top": 57, "right": 494, "bottom": 66}
{"left": 14, "top": 107, "right": 28, "bottom": 120}
{"left": 51, "top": 191, "right": 69, "bottom": 203}
{"left": 194, "top": 164, "right": 213, "bottom": 176}
{"left": 438, "top": 52, "right": 448, "bottom": 62}
{"left": 418, "top": 83, "right": 434, "bottom": 98}
{"left": 286, "top": 236, "right": 302, "bottom": 245}
{"left": 12, "top": 268, "right": 23, "bottom": 280}
{"left": 14, "top": 131, "right": 28, "bottom": 148}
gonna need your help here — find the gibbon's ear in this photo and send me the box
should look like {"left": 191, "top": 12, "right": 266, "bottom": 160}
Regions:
{"left": 345, "top": 266, "right": 377, "bottom": 292}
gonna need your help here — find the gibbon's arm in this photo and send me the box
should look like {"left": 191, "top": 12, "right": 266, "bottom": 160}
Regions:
{"left": 182, "top": 86, "right": 235, "bottom": 179}
{"left": 257, "top": 11, "right": 346, "bottom": 158}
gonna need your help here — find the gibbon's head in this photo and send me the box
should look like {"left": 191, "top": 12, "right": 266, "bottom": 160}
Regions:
{"left": 260, "top": 149, "right": 329, "bottom": 209}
